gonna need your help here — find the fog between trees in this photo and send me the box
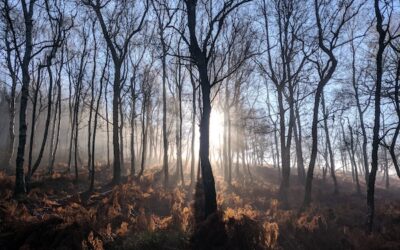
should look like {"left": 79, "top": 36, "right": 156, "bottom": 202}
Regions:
{"left": 0, "top": 0, "right": 399, "bottom": 239}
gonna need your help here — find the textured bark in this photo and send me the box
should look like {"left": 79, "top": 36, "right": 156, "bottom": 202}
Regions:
{"left": 112, "top": 66, "right": 122, "bottom": 183}
{"left": 14, "top": 0, "right": 35, "bottom": 197}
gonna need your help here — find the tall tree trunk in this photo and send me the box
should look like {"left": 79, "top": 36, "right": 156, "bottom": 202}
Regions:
{"left": 140, "top": 93, "right": 149, "bottom": 177}
{"left": 388, "top": 59, "right": 400, "bottom": 178}
{"left": 383, "top": 147, "right": 389, "bottom": 189}
{"left": 178, "top": 85, "right": 184, "bottom": 186}
{"left": 190, "top": 65, "right": 196, "bottom": 186}
{"left": 27, "top": 70, "right": 42, "bottom": 182}
{"left": 199, "top": 73, "right": 217, "bottom": 217}
{"left": 74, "top": 90, "right": 81, "bottom": 181}
{"left": 49, "top": 74, "right": 62, "bottom": 174}
{"left": 321, "top": 92, "right": 338, "bottom": 194}
{"left": 223, "top": 87, "right": 229, "bottom": 181}
{"left": 90, "top": 63, "right": 104, "bottom": 192}
{"left": 4, "top": 29, "right": 17, "bottom": 169}
{"left": 67, "top": 65, "right": 75, "bottom": 173}
{"left": 29, "top": 62, "right": 55, "bottom": 181}
{"left": 112, "top": 65, "right": 122, "bottom": 183}
{"left": 303, "top": 0, "right": 339, "bottom": 208}
{"left": 48, "top": 85, "right": 57, "bottom": 174}
{"left": 14, "top": 0, "right": 35, "bottom": 197}
{"left": 303, "top": 86, "right": 324, "bottom": 207}
{"left": 119, "top": 98, "right": 125, "bottom": 172}
{"left": 175, "top": 99, "right": 180, "bottom": 178}
{"left": 161, "top": 43, "right": 169, "bottom": 188}
{"left": 277, "top": 89, "right": 292, "bottom": 205}
{"left": 348, "top": 125, "right": 361, "bottom": 194}
{"left": 351, "top": 42, "right": 369, "bottom": 184}
{"left": 105, "top": 79, "right": 110, "bottom": 168}
{"left": 367, "top": 0, "right": 385, "bottom": 232}
{"left": 294, "top": 101, "right": 305, "bottom": 184}
{"left": 228, "top": 114, "right": 232, "bottom": 185}
{"left": 87, "top": 50, "right": 96, "bottom": 176}
{"left": 130, "top": 78, "right": 136, "bottom": 176}
{"left": 67, "top": 94, "right": 76, "bottom": 172}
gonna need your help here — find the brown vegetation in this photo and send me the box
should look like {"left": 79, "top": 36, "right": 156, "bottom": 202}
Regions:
{"left": 1, "top": 166, "right": 399, "bottom": 250}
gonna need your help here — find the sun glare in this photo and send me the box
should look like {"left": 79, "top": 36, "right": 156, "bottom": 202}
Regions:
{"left": 210, "top": 109, "right": 224, "bottom": 151}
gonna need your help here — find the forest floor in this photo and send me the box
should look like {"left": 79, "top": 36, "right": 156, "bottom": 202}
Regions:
{"left": 0, "top": 164, "right": 400, "bottom": 250}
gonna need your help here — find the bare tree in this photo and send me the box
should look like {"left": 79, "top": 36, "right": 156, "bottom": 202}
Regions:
{"left": 258, "top": 0, "right": 311, "bottom": 204}
{"left": 5, "top": 0, "right": 68, "bottom": 197}
{"left": 152, "top": 0, "right": 177, "bottom": 187}
{"left": 83, "top": 0, "right": 149, "bottom": 184}
{"left": 367, "top": 0, "right": 400, "bottom": 233}
{"left": 303, "top": 0, "right": 361, "bottom": 207}
{"left": 182, "top": 0, "right": 251, "bottom": 218}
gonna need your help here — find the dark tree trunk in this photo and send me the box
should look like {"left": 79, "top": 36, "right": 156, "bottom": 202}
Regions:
{"left": 14, "top": 0, "right": 36, "bottom": 198}
{"left": 190, "top": 65, "right": 196, "bottom": 186}
{"left": 348, "top": 125, "right": 361, "bottom": 194}
{"left": 119, "top": 98, "right": 125, "bottom": 173}
{"left": 185, "top": 0, "right": 219, "bottom": 218}
{"left": 178, "top": 85, "right": 184, "bottom": 186}
{"left": 199, "top": 80, "right": 217, "bottom": 217}
{"left": 130, "top": 76, "right": 136, "bottom": 176}
{"left": 321, "top": 92, "right": 338, "bottom": 194}
{"left": 105, "top": 80, "right": 110, "bottom": 168}
{"left": 158, "top": 29, "right": 169, "bottom": 188}
{"left": 228, "top": 114, "right": 232, "bottom": 185}
{"left": 294, "top": 102, "right": 305, "bottom": 184}
{"left": 303, "top": 86, "right": 324, "bottom": 207}
{"left": 89, "top": 58, "right": 104, "bottom": 192}
{"left": 351, "top": 42, "right": 369, "bottom": 184}
{"left": 89, "top": 1, "right": 148, "bottom": 183}
{"left": 367, "top": 0, "right": 385, "bottom": 233}
{"left": 67, "top": 88, "right": 75, "bottom": 172}
{"left": 29, "top": 62, "right": 55, "bottom": 181}
{"left": 303, "top": 0, "right": 341, "bottom": 208}
{"left": 49, "top": 73, "right": 62, "bottom": 174}
{"left": 140, "top": 91, "right": 149, "bottom": 177}
{"left": 388, "top": 60, "right": 400, "bottom": 178}
{"left": 87, "top": 47, "right": 97, "bottom": 176}
{"left": 112, "top": 66, "right": 122, "bottom": 183}
{"left": 27, "top": 69, "right": 42, "bottom": 183}
{"left": 48, "top": 85, "right": 58, "bottom": 174}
